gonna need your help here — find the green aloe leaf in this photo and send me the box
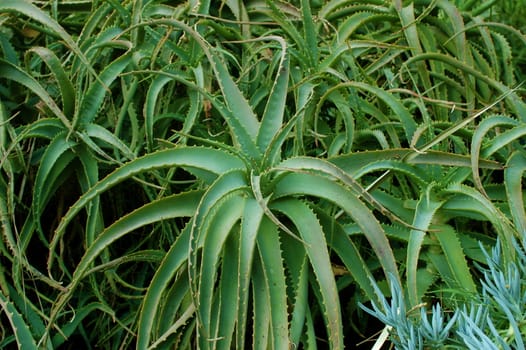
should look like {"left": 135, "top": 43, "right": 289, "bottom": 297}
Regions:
{"left": 0, "top": 0, "right": 98, "bottom": 81}
{"left": 146, "top": 18, "right": 261, "bottom": 159}
{"left": 256, "top": 36, "right": 290, "bottom": 153}
{"left": 406, "top": 186, "right": 444, "bottom": 307}
{"left": 32, "top": 133, "right": 77, "bottom": 220}
{"left": 48, "top": 190, "right": 203, "bottom": 340}
{"left": 255, "top": 218, "right": 289, "bottom": 349}
{"left": 331, "top": 148, "right": 502, "bottom": 176}
{"left": 403, "top": 53, "right": 526, "bottom": 118}
{"left": 471, "top": 115, "right": 518, "bottom": 195}
{"left": 137, "top": 223, "right": 193, "bottom": 349}
{"left": 444, "top": 183, "right": 517, "bottom": 264}
{"left": 0, "top": 290, "right": 38, "bottom": 350}
{"left": 74, "top": 51, "right": 133, "bottom": 128}
{"left": 0, "top": 59, "right": 70, "bottom": 127}
{"left": 272, "top": 171, "right": 400, "bottom": 286}
{"left": 251, "top": 243, "right": 271, "bottom": 350}
{"left": 505, "top": 152, "right": 526, "bottom": 235}
{"left": 433, "top": 224, "right": 477, "bottom": 295}
{"left": 82, "top": 123, "right": 135, "bottom": 161}
{"left": 26, "top": 47, "right": 75, "bottom": 119}
{"left": 236, "top": 198, "right": 265, "bottom": 348}
{"left": 271, "top": 199, "right": 344, "bottom": 349}
{"left": 48, "top": 147, "right": 244, "bottom": 273}
{"left": 195, "top": 193, "right": 245, "bottom": 349}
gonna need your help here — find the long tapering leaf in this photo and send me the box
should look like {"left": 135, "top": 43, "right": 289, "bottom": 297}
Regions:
{"left": 196, "top": 193, "right": 245, "bottom": 349}
{"left": 0, "top": 59, "right": 70, "bottom": 128}
{"left": 236, "top": 198, "right": 265, "bottom": 349}
{"left": 0, "top": 291, "right": 38, "bottom": 350}
{"left": 188, "top": 170, "right": 249, "bottom": 297}
{"left": 331, "top": 148, "right": 502, "bottom": 175}
{"left": 272, "top": 199, "right": 344, "bottom": 349}
{"left": 137, "top": 18, "right": 261, "bottom": 158}
{"left": 0, "top": 0, "right": 100, "bottom": 86}
{"left": 49, "top": 190, "right": 202, "bottom": 342}
{"left": 48, "top": 147, "right": 243, "bottom": 272}
{"left": 256, "top": 218, "right": 289, "bottom": 349}
{"left": 272, "top": 172, "right": 400, "bottom": 285}
{"left": 505, "top": 152, "right": 526, "bottom": 235}
{"left": 471, "top": 115, "right": 518, "bottom": 196}
{"left": 406, "top": 186, "right": 444, "bottom": 307}
{"left": 74, "top": 51, "right": 132, "bottom": 128}
{"left": 251, "top": 245, "right": 271, "bottom": 350}
{"left": 444, "top": 184, "right": 517, "bottom": 264}
{"left": 32, "top": 133, "right": 77, "bottom": 219}
{"left": 27, "top": 47, "right": 75, "bottom": 119}
{"left": 256, "top": 36, "right": 289, "bottom": 152}
{"left": 403, "top": 53, "right": 526, "bottom": 118}
{"left": 433, "top": 224, "right": 477, "bottom": 294}
{"left": 346, "top": 81, "right": 417, "bottom": 142}
{"left": 315, "top": 209, "right": 378, "bottom": 302}
{"left": 137, "top": 223, "right": 194, "bottom": 349}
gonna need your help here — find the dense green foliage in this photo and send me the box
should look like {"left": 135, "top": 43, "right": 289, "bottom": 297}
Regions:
{"left": 0, "top": 0, "right": 525, "bottom": 348}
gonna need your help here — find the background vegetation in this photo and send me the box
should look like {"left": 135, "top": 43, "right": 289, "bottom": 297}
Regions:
{"left": 0, "top": 0, "right": 525, "bottom": 348}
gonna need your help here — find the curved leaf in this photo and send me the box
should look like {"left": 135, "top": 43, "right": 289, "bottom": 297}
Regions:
{"left": 505, "top": 152, "right": 526, "bottom": 235}
{"left": 0, "top": 291, "right": 38, "bottom": 350}
{"left": 272, "top": 171, "right": 400, "bottom": 286}
{"left": 406, "top": 186, "right": 444, "bottom": 307}
{"left": 49, "top": 190, "right": 203, "bottom": 338}
{"left": 0, "top": 59, "right": 70, "bottom": 127}
{"left": 49, "top": 147, "right": 244, "bottom": 273}
{"left": 271, "top": 199, "right": 344, "bottom": 348}
{"left": 74, "top": 51, "right": 132, "bottom": 128}
{"left": 26, "top": 47, "right": 75, "bottom": 119}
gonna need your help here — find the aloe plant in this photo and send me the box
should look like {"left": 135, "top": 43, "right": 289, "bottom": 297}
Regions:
{"left": 1, "top": 0, "right": 525, "bottom": 348}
